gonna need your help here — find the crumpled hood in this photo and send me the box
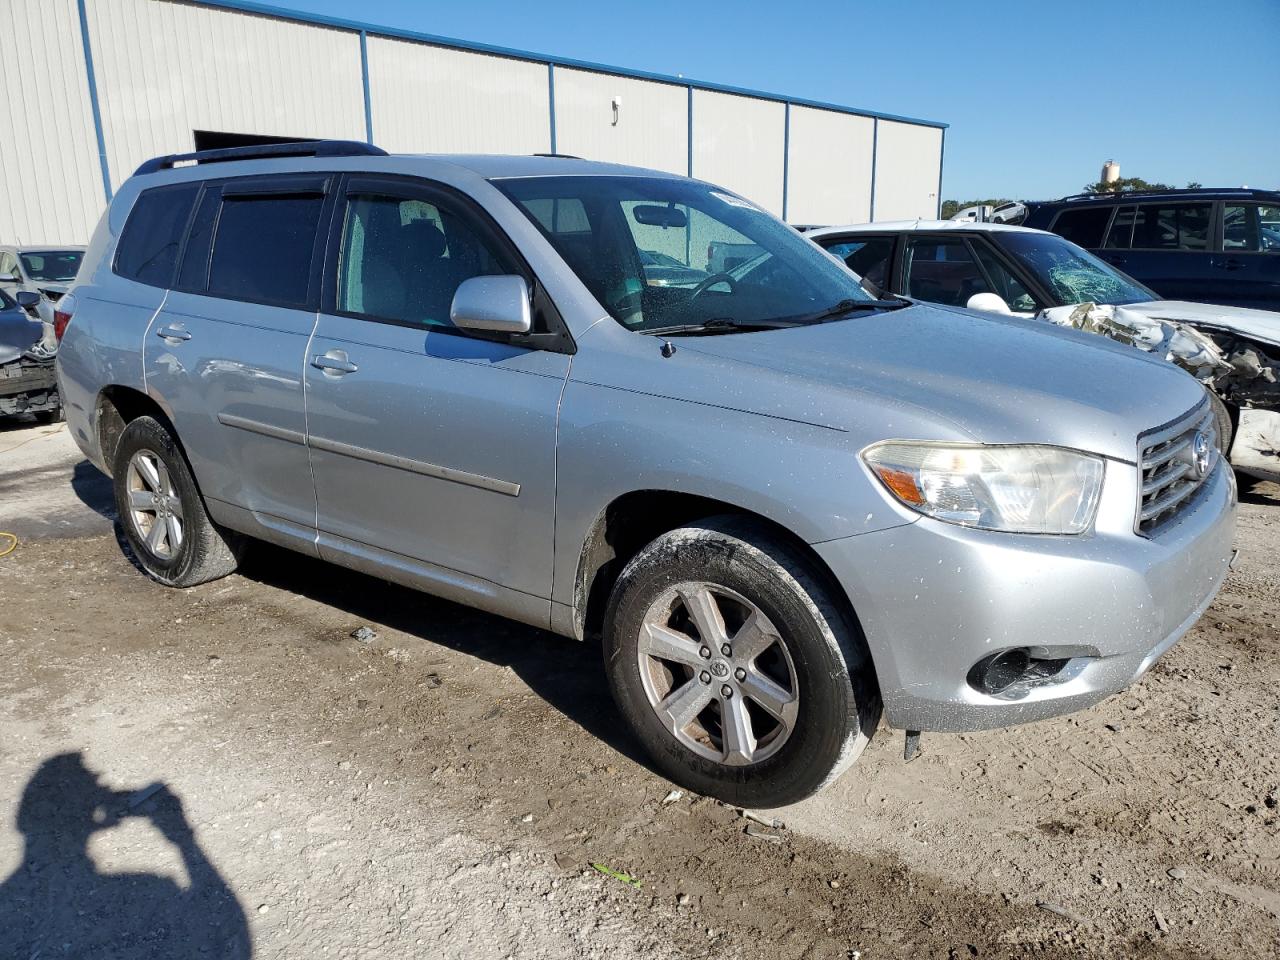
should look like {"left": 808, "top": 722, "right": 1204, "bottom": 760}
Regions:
{"left": 0, "top": 305, "right": 44, "bottom": 365}
{"left": 680, "top": 302, "right": 1206, "bottom": 463}
{"left": 1125, "top": 300, "right": 1280, "bottom": 349}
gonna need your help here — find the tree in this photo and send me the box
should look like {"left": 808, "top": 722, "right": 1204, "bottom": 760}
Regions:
{"left": 1082, "top": 176, "right": 1172, "bottom": 194}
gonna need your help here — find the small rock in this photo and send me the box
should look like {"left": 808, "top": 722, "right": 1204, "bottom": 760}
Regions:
{"left": 351, "top": 626, "right": 377, "bottom": 643}
{"left": 1154, "top": 909, "right": 1169, "bottom": 934}
{"left": 520, "top": 813, "right": 534, "bottom": 823}
{"left": 661, "top": 789, "right": 684, "bottom": 805}
{"left": 422, "top": 673, "right": 443, "bottom": 689}
{"left": 1036, "top": 901, "right": 1082, "bottom": 925}
{"left": 257, "top": 904, "right": 270, "bottom": 914}
{"left": 338, "top": 760, "right": 351, "bottom": 770}
{"left": 676, "top": 893, "right": 691, "bottom": 907}
{"left": 1167, "top": 867, "right": 1186, "bottom": 881}
{"left": 829, "top": 879, "right": 840, "bottom": 889}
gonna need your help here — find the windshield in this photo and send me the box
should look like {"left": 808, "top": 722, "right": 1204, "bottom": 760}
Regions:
{"left": 994, "top": 232, "right": 1155, "bottom": 306}
{"left": 19, "top": 250, "right": 83, "bottom": 283}
{"left": 495, "top": 176, "right": 873, "bottom": 333}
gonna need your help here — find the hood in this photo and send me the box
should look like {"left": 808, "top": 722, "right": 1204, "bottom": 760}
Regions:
{"left": 676, "top": 302, "right": 1206, "bottom": 463}
{"left": 1127, "top": 300, "right": 1280, "bottom": 349}
{"left": 0, "top": 304, "right": 45, "bottom": 365}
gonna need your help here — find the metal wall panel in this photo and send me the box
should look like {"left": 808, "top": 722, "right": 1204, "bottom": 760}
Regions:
{"left": 553, "top": 69, "right": 687, "bottom": 175}
{"left": 691, "top": 90, "right": 785, "bottom": 216}
{"left": 85, "top": 0, "right": 366, "bottom": 192}
{"left": 0, "top": 0, "right": 103, "bottom": 244}
{"left": 872, "top": 120, "right": 943, "bottom": 221}
{"left": 368, "top": 38, "right": 550, "bottom": 154}
{"left": 785, "top": 107, "right": 874, "bottom": 226}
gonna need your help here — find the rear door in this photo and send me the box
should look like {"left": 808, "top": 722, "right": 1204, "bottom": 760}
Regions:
{"left": 304, "top": 175, "right": 569, "bottom": 622}
{"left": 1217, "top": 201, "right": 1280, "bottom": 309}
{"left": 144, "top": 174, "right": 330, "bottom": 550}
{"left": 1099, "top": 200, "right": 1217, "bottom": 301}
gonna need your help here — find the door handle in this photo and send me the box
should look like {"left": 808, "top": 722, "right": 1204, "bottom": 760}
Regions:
{"left": 1217, "top": 258, "right": 1245, "bottom": 271}
{"left": 155, "top": 324, "right": 192, "bottom": 343}
{"left": 1104, "top": 255, "right": 1127, "bottom": 266}
{"left": 311, "top": 350, "right": 358, "bottom": 376}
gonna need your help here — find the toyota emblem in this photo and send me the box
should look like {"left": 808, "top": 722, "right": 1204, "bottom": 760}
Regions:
{"left": 1191, "top": 431, "right": 1211, "bottom": 479}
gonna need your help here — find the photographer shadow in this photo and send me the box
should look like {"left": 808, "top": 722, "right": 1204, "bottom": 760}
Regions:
{"left": 0, "top": 752, "right": 251, "bottom": 958}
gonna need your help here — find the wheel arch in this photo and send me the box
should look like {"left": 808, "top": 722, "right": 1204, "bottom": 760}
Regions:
{"left": 569, "top": 489, "right": 864, "bottom": 653}
{"left": 95, "top": 385, "right": 177, "bottom": 477}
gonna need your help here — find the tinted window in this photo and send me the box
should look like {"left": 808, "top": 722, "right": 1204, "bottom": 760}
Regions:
{"left": 1051, "top": 207, "right": 1112, "bottom": 248}
{"left": 1131, "top": 203, "right": 1212, "bottom": 250}
{"left": 19, "top": 250, "right": 83, "bottom": 283}
{"left": 822, "top": 237, "right": 894, "bottom": 289}
{"left": 338, "top": 193, "right": 511, "bottom": 328}
{"left": 902, "top": 237, "right": 990, "bottom": 306}
{"left": 207, "top": 193, "right": 324, "bottom": 306}
{"left": 116, "top": 184, "right": 199, "bottom": 287}
{"left": 1104, "top": 205, "right": 1136, "bottom": 248}
{"left": 1224, "top": 204, "right": 1280, "bottom": 252}
{"left": 971, "top": 241, "right": 1039, "bottom": 311}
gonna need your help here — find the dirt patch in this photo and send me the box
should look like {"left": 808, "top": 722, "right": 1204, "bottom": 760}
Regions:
{"left": 1, "top": 431, "right": 1278, "bottom": 957}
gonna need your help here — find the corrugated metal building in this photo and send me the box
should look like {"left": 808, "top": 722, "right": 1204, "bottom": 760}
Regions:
{"left": 0, "top": 0, "right": 947, "bottom": 245}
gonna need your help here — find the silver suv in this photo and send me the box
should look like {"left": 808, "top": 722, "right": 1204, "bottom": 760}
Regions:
{"left": 57, "top": 142, "right": 1236, "bottom": 806}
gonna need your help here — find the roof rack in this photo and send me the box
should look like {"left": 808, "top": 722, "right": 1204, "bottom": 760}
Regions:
{"left": 1055, "top": 187, "right": 1271, "bottom": 203}
{"left": 531, "top": 152, "right": 584, "bottom": 160}
{"left": 133, "top": 140, "right": 387, "bottom": 176}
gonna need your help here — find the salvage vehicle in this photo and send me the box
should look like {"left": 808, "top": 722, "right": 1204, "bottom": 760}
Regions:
{"left": 0, "top": 245, "right": 86, "bottom": 326}
{"left": 1021, "top": 188, "right": 1280, "bottom": 311}
{"left": 810, "top": 221, "right": 1280, "bottom": 483}
{"left": 57, "top": 142, "right": 1235, "bottom": 806}
{"left": 0, "top": 288, "right": 60, "bottom": 421}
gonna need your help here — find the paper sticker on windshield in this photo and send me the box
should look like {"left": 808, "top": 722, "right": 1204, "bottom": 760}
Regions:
{"left": 711, "top": 191, "right": 759, "bottom": 211}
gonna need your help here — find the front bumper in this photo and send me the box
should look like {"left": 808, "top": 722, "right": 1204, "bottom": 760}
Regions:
{"left": 815, "top": 458, "right": 1237, "bottom": 732}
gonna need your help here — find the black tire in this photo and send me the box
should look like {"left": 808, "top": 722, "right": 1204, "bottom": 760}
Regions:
{"left": 603, "top": 516, "right": 880, "bottom": 807}
{"left": 1208, "top": 392, "right": 1234, "bottom": 457}
{"left": 112, "top": 416, "right": 240, "bottom": 587}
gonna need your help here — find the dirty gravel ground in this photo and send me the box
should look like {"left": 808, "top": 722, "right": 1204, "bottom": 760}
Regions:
{"left": 1, "top": 420, "right": 1277, "bottom": 959}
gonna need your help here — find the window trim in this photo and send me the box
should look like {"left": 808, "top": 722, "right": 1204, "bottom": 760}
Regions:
{"left": 319, "top": 173, "right": 575, "bottom": 354}
{"left": 171, "top": 173, "right": 336, "bottom": 312}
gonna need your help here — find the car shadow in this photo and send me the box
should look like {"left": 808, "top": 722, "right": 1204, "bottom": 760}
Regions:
{"left": 0, "top": 752, "right": 252, "bottom": 958}
{"left": 236, "top": 542, "right": 652, "bottom": 771}
{"left": 1238, "top": 475, "right": 1280, "bottom": 505}
{"left": 71, "top": 458, "right": 117, "bottom": 520}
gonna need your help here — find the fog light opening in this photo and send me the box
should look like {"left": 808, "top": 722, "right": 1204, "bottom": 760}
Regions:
{"left": 968, "top": 648, "right": 1032, "bottom": 696}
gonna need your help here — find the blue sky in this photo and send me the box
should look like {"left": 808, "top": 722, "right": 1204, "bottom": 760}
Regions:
{"left": 276, "top": 0, "right": 1278, "bottom": 202}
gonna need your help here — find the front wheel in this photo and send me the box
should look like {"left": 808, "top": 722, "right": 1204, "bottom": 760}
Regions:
{"left": 112, "top": 416, "right": 240, "bottom": 587}
{"left": 603, "top": 517, "right": 880, "bottom": 807}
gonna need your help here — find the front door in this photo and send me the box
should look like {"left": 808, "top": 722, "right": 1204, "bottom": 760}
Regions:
{"left": 305, "top": 176, "right": 569, "bottom": 624}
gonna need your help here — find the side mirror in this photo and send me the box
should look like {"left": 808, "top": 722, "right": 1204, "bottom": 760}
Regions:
{"left": 15, "top": 290, "right": 40, "bottom": 310}
{"left": 966, "top": 292, "right": 1012, "bottom": 314}
{"left": 450, "top": 275, "right": 532, "bottom": 334}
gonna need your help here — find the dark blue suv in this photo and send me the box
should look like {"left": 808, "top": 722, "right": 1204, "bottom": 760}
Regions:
{"left": 1024, "top": 188, "right": 1280, "bottom": 311}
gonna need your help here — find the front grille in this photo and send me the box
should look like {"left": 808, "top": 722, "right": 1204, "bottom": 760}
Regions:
{"left": 1136, "top": 400, "right": 1218, "bottom": 536}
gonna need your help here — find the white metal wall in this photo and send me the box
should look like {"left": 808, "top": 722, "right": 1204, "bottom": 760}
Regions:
{"left": 691, "top": 90, "right": 786, "bottom": 216}
{"left": 84, "top": 0, "right": 366, "bottom": 196}
{"left": 0, "top": 0, "right": 103, "bottom": 245}
{"left": 552, "top": 69, "right": 687, "bottom": 175}
{"left": 1, "top": 0, "right": 944, "bottom": 245}
{"left": 368, "top": 38, "right": 550, "bottom": 155}
{"left": 785, "top": 107, "right": 875, "bottom": 226}
{"left": 871, "top": 120, "right": 943, "bottom": 221}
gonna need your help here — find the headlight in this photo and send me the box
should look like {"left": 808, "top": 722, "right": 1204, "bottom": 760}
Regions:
{"left": 862, "top": 442, "right": 1104, "bottom": 534}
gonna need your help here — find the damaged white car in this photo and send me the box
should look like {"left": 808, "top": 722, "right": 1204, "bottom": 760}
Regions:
{"left": 808, "top": 221, "right": 1280, "bottom": 482}
{"left": 0, "top": 288, "right": 60, "bottom": 421}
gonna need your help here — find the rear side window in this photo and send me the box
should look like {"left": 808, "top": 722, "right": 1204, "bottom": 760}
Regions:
{"left": 1131, "top": 203, "right": 1212, "bottom": 250}
{"left": 115, "top": 184, "right": 199, "bottom": 287}
{"left": 1224, "top": 204, "right": 1280, "bottom": 252}
{"left": 1050, "top": 207, "right": 1112, "bottom": 248}
{"left": 206, "top": 192, "right": 325, "bottom": 307}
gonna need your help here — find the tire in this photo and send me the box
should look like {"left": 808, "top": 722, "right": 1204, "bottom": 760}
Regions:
{"left": 1208, "top": 392, "right": 1234, "bottom": 457}
{"left": 603, "top": 516, "right": 880, "bottom": 807}
{"left": 112, "top": 416, "right": 240, "bottom": 587}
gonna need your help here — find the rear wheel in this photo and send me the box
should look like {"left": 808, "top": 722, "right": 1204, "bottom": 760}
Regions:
{"left": 603, "top": 517, "right": 880, "bottom": 807}
{"left": 112, "top": 416, "right": 240, "bottom": 587}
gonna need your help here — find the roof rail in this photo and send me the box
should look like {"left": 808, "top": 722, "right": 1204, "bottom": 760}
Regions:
{"left": 133, "top": 140, "right": 387, "bottom": 176}
{"left": 1055, "top": 187, "right": 1271, "bottom": 203}
{"left": 531, "top": 152, "right": 584, "bottom": 160}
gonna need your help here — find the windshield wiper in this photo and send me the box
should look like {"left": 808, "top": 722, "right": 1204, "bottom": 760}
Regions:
{"left": 800, "top": 297, "right": 908, "bottom": 323}
{"left": 639, "top": 317, "right": 807, "bottom": 337}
